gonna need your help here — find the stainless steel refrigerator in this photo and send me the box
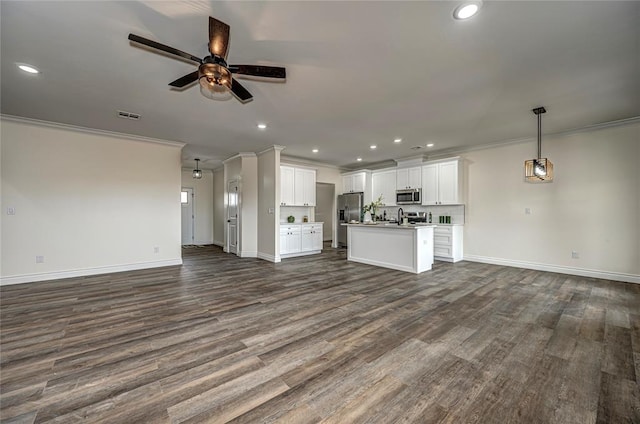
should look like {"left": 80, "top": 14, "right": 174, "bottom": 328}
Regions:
{"left": 337, "top": 192, "right": 363, "bottom": 248}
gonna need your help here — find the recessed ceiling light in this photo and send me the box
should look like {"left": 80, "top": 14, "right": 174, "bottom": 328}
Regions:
{"left": 453, "top": 2, "right": 481, "bottom": 20}
{"left": 394, "top": 138, "right": 402, "bottom": 143}
{"left": 312, "top": 148, "right": 319, "bottom": 153}
{"left": 356, "top": 157, "right": 363, "bottom": 162}
{"left": 17, "top": 64, "right": 39, "bottom": 74}
{"left": 370, "top": 145, "right": 377, "bottom": 150}
{"left": 426, "top": 143, "right": 435, "bottom": 147}
{"left": 257, "top": 123, "right": 267, "bottom": 130}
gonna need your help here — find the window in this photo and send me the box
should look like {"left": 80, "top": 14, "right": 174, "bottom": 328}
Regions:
{"left": 181, "top": 191, "right": 189, "bottom": 204}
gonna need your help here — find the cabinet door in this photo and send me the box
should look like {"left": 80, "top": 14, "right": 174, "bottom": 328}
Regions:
{"left": 294, "top": 168, "right": 315, "bottom": 206}
{"left": 279, "top": 231, "right": 289, "bottom": 255}
{"left": 280, "top": 166, "right": 295, "bottom": 206}
{"left": 438, "top": 161, "right": 459, "bottom": 204}
{"left": 352, "top": 173, "right": 366, "bottom": 192}
{"left": 408, "top": 167, "right": 422, "bottom": 189}
{"left": 342, "top": 175, "right": 353, "bottom": 193}
{"left": 396, "top": 168, "right": 409, "bottom": 190}
{"left": 372, "top": 170, "right": 396, "bottom": 206}
{"left": 421, "top": 164, "right": 439, "bottom": 205}
{"left": 289, "top": 228, "right": 301, "bottom": 253}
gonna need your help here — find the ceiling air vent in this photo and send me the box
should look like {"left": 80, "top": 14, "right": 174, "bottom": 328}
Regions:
{"left": 410, "top": 146, "right": 424, "bottom": 150}
{"left": 117, "top": 110, "right": 141, "bottom": 120}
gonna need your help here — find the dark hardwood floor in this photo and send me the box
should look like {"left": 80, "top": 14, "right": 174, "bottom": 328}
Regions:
{"left": 1, "top": 245, "right": 638, "bottom": 423}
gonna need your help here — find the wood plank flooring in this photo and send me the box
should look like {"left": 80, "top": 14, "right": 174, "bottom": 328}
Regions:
{"left": 1, "top": 245, "right": 639, "bottom": 423}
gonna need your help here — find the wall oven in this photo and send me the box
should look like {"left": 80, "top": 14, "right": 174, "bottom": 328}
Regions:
{"left": 396, "top": 189, "right": 421, "bottom": 205}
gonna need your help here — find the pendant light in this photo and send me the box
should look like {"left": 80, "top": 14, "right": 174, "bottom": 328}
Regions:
{"left": 524, "top": 106, "right": 554, "bottom": 182}
{"left": 192, "top": 158, "right": 203, "bottom": 179}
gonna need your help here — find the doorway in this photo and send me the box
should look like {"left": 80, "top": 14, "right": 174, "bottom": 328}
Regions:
{"left": 315, "top": 182, "right": 335, "bottom": 244}
{"left": 226, "top": 180, "right": 239, "bottom": 255}
{"left": 181, "top": 187, "right": 194, "bottom": 245}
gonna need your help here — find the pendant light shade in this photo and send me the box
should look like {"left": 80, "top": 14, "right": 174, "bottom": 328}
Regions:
{"left": 192, "top": 158, "right": 203, "bottom": 179}
{"left": 524, "top": 106, "right": 554, "bottom": 182}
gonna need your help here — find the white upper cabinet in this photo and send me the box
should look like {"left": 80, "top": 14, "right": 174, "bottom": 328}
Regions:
{"left": 294, "top": 168, "right": 316, "bottom": 206}
{"left": 421, "top": 159, "right": 463, "bottom": 205}
{"left": 280, "top": 165, "right": 295, "bottom": 206}
{"left": 371, "top": 169, "right": 397, "bottom": 206}
{"left": 342, "top": 172, "right": 366, "bottom": 194}
{"left": 396, "top": 166, "right": 422, "bottom": 190}
{"left": 280, "top": 165, "right": 316, "bottom": 206}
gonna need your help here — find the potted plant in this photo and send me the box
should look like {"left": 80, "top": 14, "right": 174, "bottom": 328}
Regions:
{"left": 363, "top": 195, "right": 384, "bottom": 222}
{"left": 287, "top": 215, "right": 295, "bottom": 223}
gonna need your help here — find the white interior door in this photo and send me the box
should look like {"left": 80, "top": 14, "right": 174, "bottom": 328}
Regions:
{"left": 181, "top": 187, "right": 194, "bottom": 245}
{"left": 227, "top": 180, "right": 238, "bottom": 255}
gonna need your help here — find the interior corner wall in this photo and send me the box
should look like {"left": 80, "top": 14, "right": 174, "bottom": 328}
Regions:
{"left": 239, "top": 155, "right": 258, "bottom": 257}
{"left": 181, "top": 170, "right": 213, "bottom": 245}
{"left": 212, "top": 168, "right": 225, "bottom": 246}
{"left": 0, "top": 119, "right": 183, "bottom": 285}
{"left": 462, "top": 121, "right": 640, "bottom": 281}
{"left": 312, "top": 164, "right": 341, "bottom": 248}
{"left": 257, "top": 149, "right": 279, "bottom": 260}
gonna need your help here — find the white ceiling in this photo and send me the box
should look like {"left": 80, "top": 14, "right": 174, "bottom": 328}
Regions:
{"left": 1, "top": 1, "right": 638, "bottom": 170}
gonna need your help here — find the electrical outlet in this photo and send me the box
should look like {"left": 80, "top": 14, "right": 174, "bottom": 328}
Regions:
{"left": 525, "top": 208, "right": 531, "bottom": 215}
{"left": 571, "top": 251, "right": 580, "bottom": 259}
{"left": 36, "top": 255, "right": 45, "bottom": 263}
{"left": 7, "top": 207, "right": 16, "bottom": 215}
{"left": 154, "top": 246, "right": 160, "bottom": 254}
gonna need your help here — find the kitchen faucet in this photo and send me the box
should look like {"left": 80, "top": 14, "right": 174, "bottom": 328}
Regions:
{"left": 398, "top": 207, "right": 404, "bottom": 225}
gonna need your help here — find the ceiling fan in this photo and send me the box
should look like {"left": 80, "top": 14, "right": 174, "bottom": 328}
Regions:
{"left": 128, "top": 16, "right": 286, "bottom": 103}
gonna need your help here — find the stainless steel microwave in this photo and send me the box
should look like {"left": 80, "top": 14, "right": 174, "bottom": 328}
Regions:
{"left": 396, "top": 188, "right": 421, "bottom": 205}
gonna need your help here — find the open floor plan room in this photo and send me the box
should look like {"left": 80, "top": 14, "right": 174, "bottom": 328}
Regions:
{"left": 1, "top": 246, "right": 638, "bottom": 423}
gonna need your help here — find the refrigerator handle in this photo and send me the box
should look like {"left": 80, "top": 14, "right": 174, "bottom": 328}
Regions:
{"left": 345, "top": 205, "right": 349, "bottom": 221}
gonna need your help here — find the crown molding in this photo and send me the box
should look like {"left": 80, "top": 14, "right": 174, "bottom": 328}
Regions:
{"left": 258, "top": 145, "right": 286, "bottom": 156}
{"left": 280, "top": 154, "right": 342, "bottom": 170}
{"left": 0, "top": 114, "right": 186, "bottom": 148}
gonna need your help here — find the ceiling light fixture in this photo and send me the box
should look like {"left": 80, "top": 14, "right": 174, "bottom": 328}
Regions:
{"left": 453, "top": 1, "right": 482, "bottom": 20}
{"left": 394, "top": 138, "right": 402, "bottom": 143}
{"left": 198, "top": 62, "right": 233, "bottom": 100}
{"left": 370, "top": 145, "right": 377, "bottom": 150}
{"left": 312, "top": 148, "right": 319, "bottom": 153}
{"left": 192, "top": 158, "right": 203, "bottom": 179}
{"left": 426, "top": 143, "right": 434, "bottom": 147}
{"left": 356, "top": 157, "right": 363, "bottom": 162}
{"left": 17, "top": 63, "right": 39, "bottom": 74}
{"left": 524, "top": 107, "right": 554, "bottom": 183}
{"left": 257, "top": 123, "right": 267, "bottom": 130}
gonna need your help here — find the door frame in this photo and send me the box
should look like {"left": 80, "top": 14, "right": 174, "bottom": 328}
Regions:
{"left": 181, "top": 187, "right": 195, "bottom": 245}
{"left": 226, "top": 179, "right": 240, "bottom": 255}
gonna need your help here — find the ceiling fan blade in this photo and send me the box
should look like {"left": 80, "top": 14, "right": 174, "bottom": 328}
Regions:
{"left": 209, "top": 16, "right": 230, "bottom": 59}
{"left": 230, "top": 78, "right": 253, "bottom": 103}
{"left": 128, "top": 33, "right": 202, "bottom": 64}
{"left": 169, "top": 71, "right": 199, "bottom": 88}
{"left": 229, "top": 65, "right": 286, "bottom": 79}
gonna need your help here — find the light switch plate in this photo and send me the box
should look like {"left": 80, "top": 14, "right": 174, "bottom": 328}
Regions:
{"left": 7, "top": 207, "right": 16, "bottom": 215}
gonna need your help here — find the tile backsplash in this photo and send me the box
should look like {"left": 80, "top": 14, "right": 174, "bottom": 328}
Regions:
{"left": 379, "top": 204, "right": 465, "bottom": 224}
{"left": 280, "top": 206, "right": 315, "bottom": 223}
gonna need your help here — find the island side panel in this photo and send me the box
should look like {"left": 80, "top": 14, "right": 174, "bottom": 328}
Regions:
{"left": 415, "top": 226, "right": 434, "bottom": 273}
{"left": 347, "top": 226, "right": 417, "bottom": 273}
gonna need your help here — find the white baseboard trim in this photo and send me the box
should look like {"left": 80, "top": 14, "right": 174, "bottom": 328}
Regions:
{"left": 463, "top": 255, "right": 640, "bottom": 284}
{"left": 212, "top": 240, "right": 224, "bottom": 247}
{"left": 280, "top": 250, "right": 321, "bottom": 259}
{"left": 257, "top": 252, "right": 281, "bottom": 263}
{"left": 0, "top": 258, "right": 184, "bottom": 286}
{"left": 239, "top": 251, "right": 257, "bottom": 258}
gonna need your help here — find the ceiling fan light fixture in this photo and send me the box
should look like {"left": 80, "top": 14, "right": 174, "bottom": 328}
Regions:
{"left": 192, "top": 158, "right": 203, "bottom": 179}
{"left": 198, "top": 63, "right": 232, "bottom": 100}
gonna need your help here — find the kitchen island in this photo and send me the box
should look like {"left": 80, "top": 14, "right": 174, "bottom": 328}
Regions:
{"left": 342, "top": 223, "right": 435, "bottom": 274}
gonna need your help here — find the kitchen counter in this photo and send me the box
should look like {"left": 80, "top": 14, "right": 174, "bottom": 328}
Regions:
{"left": 342, "top": 223, "right": 434, "bottom": 274}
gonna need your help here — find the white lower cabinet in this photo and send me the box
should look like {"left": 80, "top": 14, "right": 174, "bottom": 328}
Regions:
{"left": 433, "top": 225, "right": 463, "bottom": 263}
{"left": 280, "top": 223, "right": 323, "bottom": 258}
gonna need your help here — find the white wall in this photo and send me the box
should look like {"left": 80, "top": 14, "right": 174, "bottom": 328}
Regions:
{"left": 0, "top": 118, "right": 183, "bottom": 284}
{"left": 257, "top": 147, "right": 281, "bottom": 261}
{"left": 212, "top": 168, "right": 225, "bottom": 246}
{"left": 462, "top": 121, "right": 639, "bottom": 282}
{"left": 181, "top": 169, "right": 213, "bottom": 245}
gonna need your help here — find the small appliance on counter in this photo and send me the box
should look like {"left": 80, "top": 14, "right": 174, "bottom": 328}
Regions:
{"left": 406, "top": 212, "right": 427, "bottom": 224}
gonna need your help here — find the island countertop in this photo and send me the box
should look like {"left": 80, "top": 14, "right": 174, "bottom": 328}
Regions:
{"left": 341, "top": 222, "right": 438, "bottom": 230}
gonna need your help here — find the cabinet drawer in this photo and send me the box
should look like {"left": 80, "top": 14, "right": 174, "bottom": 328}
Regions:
{"left": 434, "top": 234, "right": 453, "bottom": 246}
{"left": 434, "top": 226, "right": 452, "bottom": 235}
{"left": 434, "top": 246, "right": 452, "bottom": 257}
